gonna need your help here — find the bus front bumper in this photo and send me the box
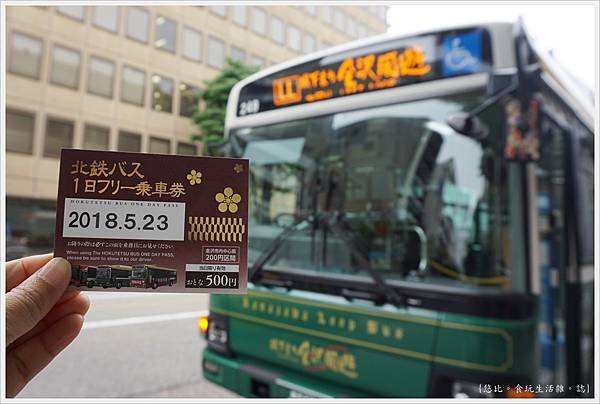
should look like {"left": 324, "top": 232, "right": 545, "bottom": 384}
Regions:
{"left": 202, "top": 348, "right": 366, "bottom": 398}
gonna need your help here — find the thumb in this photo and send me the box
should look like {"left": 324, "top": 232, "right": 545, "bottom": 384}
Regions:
{"left": 6, "top": 258, "right": 71, "bottom": 346}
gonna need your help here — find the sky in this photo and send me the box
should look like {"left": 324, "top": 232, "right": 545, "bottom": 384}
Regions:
{"left": 387, "top": 3, "right": 597, "bottom": 91}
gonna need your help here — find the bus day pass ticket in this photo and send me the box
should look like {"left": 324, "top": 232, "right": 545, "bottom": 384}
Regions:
{"left": 54, "top": 149, "right": 249, "bottom": 293}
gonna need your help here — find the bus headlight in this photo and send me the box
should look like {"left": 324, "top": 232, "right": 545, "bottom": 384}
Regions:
{"left": 208, "top": 320, "right": 228, "bottom": 344}
{"left": 205, "top": 313, "right": 232, "bottom": 356}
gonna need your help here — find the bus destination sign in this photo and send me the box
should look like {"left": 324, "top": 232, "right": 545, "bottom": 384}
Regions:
{"left": 237, "top": 29, "right": 491, "bottom": 116}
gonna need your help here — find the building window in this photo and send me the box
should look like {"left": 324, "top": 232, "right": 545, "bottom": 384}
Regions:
{"left": 8, "top": 32, "right": 43, "bottom": 79}
{"left": 179, "top": 83, "right": 199, "bottom": 117}
{"left": 303, "top": 33, "right": 316, "bottom": 54}
{"left": 93, "top": 6, "right": 119, "bottom": 32}
{"left": 87, "top": 56, "right": 114, "bottom": 98}
{"left": 151, "top": 74, "right": 174, "bottom": 113}
{"left": 333, "top": 9, "right": 345, "bottom": 32}
{"left": 320, "top": 6, "right": 332, "bottom": 23}
{"left": 209, "top": 5, "right": 227, "bottom": 18}
{"left": 83, "top": 124, "right": 109, "bottom": 150}
{"left": 250, "top": 7, "right": 266, "bottom": 36}
{"left": 207, "top": 36, "right": 225, "bottom": 69}
{"left": 121, "top": 66, "right": 146, "bottom": 106}
{"left": 177, "top": 142, "right": 197, "bottom": 156}
{"left": 249, "top": 55, "right": 265, "bottom": 68}
{"left": 56, "top": 6, "right": 85, "bottom": 21}
{"left": 154, "top": 15, "right": 176, "bottom": 53}
{"left": 286, "top": 25, "right": 301, "bottom": 52}
{"left": 182, "top": 27, "right": 202, "bottom": 61}
{"left": 270, "top": 16, "right": 284, "bottom": 44}
{"left": 126, "top": 7, "right": 149, "bottom": 43}
{"left": 149, "top": 136, "right": 171, "bottom": 154}
{"left": 230, "top": 46, "right": 246, "bottom": 63}
{"left": 118, "top": 130, "right": 141, "bottom": 152}
{"left": 6, "top": 109, "right": 35, "bottom": 154}
{"left": 231, "top": 6, "right": 247, "bottom": 27}
{"left": 44, "top": 117, "right": 74, "bottom": 158}
{"left": 50, "top": 45, "right": 80, "bottom": 89}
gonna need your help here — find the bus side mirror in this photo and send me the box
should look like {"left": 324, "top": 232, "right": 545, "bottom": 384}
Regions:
{"left": 446, "top": 112, "right": 489, "bottom": 140}
{"left": 446, "top": 68, "right": 517, "bottom": 140}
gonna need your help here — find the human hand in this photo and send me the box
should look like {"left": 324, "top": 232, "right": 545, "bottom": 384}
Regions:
{"left": 5, "top": 254, "right": 90, "bottom": 397}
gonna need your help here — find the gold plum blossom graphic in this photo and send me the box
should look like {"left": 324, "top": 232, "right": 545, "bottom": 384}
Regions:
{"left": 186, "top": 170, "right": 202, "bottom": 185}
{"left": 233, "top": 163, "right": 244, "bottom": 174}
{"left": 216, "top": 187, "right": 241, "bottom": 213}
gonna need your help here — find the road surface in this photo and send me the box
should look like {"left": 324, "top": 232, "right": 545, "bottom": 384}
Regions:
{"left": 19, "top": 292, "right": 238, "bottom": 398}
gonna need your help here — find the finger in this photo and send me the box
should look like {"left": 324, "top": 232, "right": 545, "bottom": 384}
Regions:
{"left": 6, "top": 258, "right": 71, "bottom": 345}
{"left": 9, "top": 293, "right": 90, "bottom": 350}
{"left": 7, "top": 291, "right": 83, "bottom": 349}
{"left": 56, "top": 290, "right": 82, "bottom": 305}
{"left": 5, "top": 253, "right": 54, "bottom": 292}
{"left": 6, "top": 313, "right": 84, "bottom": 398}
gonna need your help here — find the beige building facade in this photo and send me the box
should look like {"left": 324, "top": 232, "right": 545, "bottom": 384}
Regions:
{"left": 4, "top": 5, "right": 387, "bottom": 250}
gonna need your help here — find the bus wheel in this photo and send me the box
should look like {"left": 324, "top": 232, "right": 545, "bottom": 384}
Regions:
{"left": 168, "top": 280, "right": 173, "bottom": 286}
{"left": 87, "top": 281, "right": 94, "bottom": 288}
{"left": 116, "top": 281, "right": 122, "bottom": 289}
{"left": 152, "top": 282, "right": 158, "bottom": 289}
{"left": 102, "top": 284, "right": 108, "bottom": 289}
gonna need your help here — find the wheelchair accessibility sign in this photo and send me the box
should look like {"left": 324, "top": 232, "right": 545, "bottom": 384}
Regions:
{"left": 442, "top": 31, "right": 482, "bottom": 76}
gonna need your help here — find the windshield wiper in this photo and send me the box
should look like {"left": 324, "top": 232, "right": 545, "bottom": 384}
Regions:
{"left": 248, "top": 215, "right": 311, "bottom": 282}
{"left": 329, "top": 214, "right": 405, "bottom": 307}
{"left": 249, "top": 167, "right": 405, "bottom": 307}
{"left": 318, "top": 166, "right": 405, "bottom": 306}
{"left": 248, "top": 211, "right": 404, "bottom": 306}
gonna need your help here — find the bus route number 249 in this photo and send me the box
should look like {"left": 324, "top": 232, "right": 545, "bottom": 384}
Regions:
{"left": 238, "top": 99, "right": 260, "bottom": 116}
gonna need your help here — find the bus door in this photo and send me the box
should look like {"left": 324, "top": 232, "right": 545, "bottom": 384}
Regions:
{"left": 529, "top": 109, "right": 569, "bottom": 387}
{"left": 526, "top": 93, "right": 595, "bottom": 397}
{"left": 533, "top": 95, "right": 594, "bottom": 397}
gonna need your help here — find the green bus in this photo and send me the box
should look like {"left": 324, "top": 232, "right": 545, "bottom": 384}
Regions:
{"left": 93, "top": 265, "right": 133, "bottom": 289}
{"left": 200, "top": 21, "right": 594, "bottom": 398}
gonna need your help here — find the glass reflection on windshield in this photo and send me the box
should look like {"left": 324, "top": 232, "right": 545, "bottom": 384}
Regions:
{"left": 232, "top": 92, "right": 515, "bottom": 290}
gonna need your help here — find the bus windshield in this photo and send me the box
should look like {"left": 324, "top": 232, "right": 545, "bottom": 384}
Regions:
{"left": 131, "top": 269, "right": 146, "bottom": 279}
{"left": 96, "top": 267, "right": 111, "bottom": 279}
{"left": 232, "top": 91, "right": 523, "bottom": 290}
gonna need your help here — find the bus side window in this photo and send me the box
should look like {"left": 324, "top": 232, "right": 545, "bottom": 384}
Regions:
{"left": 574, "top": 135, "right": 594, "bottom": 266}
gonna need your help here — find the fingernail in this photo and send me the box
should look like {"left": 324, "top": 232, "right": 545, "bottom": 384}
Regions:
{"left": 37, "top": 258, "right": 71, "bottom": 289}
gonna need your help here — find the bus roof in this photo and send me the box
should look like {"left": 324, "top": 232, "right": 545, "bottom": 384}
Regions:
{"left": 133, "top": 265, "right": 177, "bottom": 272}
{"left": 98, "top": 265, "right": 133, "bottom": 271}
{"left": 226, "top": 20, "right": 593, "bottom": 132}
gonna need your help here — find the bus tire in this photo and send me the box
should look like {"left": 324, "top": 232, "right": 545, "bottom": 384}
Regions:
{"left": 116, "top": 281, "right": 122, "bottom": 289}
{"left": 87, "top": 281, "right": 94, "bottom": 288}
{"left": 102, "top": 284, "right": 108, "bottom": 289}
{"left": 168, "top": 280, "right": 173, "bottom": 286}
{"left": 152, "top": 282, "right": 158, "bottom": 289}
